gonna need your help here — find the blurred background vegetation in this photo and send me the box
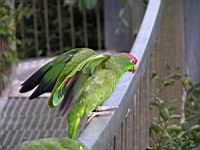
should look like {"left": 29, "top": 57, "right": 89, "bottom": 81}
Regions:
{"left": 15, "top": 0, "right": 104, "bottom": 58}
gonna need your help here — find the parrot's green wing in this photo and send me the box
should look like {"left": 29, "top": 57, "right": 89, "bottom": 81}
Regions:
{"left": 52, "top": 54, "right": 111, "bottom": 107}
{"left": 19, "top": 138, "right": 89, "bottom": 150}
{"left": 19, "top": 48, "right": 81, "bottom": 99}
{"left": 19, "top": 48, "right": 95, "bottom": 101}
{"left": 48, "top": 48, "right": 96, "bottom": 107}
{"left": 67, "top": 69, "right": 118, "bottom": 139}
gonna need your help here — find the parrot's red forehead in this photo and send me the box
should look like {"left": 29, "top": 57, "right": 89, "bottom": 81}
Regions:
{"left": 123, "top": 53, "right": 138, "bottom": 64}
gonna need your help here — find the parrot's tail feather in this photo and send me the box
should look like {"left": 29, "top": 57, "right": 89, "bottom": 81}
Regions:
{"left": 20, "top": 67, "right": 51, "bottom": 93}
{"left": 57, "top": 94, "right": 74, "bottom": 117}
{"left": 76, "top": 116, "right": 88, "bottom": 137}
{"left": 56, "top": 72, "right": 81, "bottom": 115}
{"left": 29, "top": 80, "right": 56, "bottom": 99}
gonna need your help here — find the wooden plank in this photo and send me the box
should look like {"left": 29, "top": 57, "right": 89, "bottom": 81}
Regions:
{"left": 96, "top": 10, "right": 102, "bottom": 49}
{"left": 43, "top": 0, "right": 51, "bottom": 55}
{"left": 78, "top": 1, "right": 163, "bottom": 149}
{"left": 32, "top": 0, "right": 39, "bottom": 56}
{"left": 133, "top": 94, "right": 137, "bottom": 150}
{"left": 19, "top": 0, "right": 25, "bottom": 53}
{"left": 153, "top": 0, "right": 184, "bottom": 113}
{"left": 57, "top": 0, "right": 64, "bottom": 50}
{"left": 121, "top": 120, "right": 125, "bottom": 150}
{"left": 184, "top": 0, "right": 200, "bottom": 83}
{"left": 69, "top": 6, "right": 75, "bottom": 48}
{"left": 129, "top": 107, "right": 134, "bottom": 150}
{"left": 83, "top": 10, "right": 88, "bottom": 47}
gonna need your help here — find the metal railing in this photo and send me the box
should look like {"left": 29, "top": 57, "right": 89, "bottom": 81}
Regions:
{"left": 78, "top": 0, "right": 164, "bottom": 149}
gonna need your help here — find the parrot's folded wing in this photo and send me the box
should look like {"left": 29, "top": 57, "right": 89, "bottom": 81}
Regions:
{"left": 52, "top": 54, "right": 111, "bottom": 107}
{"left": 19, "top": 49, "right": 80, "bottom": 99}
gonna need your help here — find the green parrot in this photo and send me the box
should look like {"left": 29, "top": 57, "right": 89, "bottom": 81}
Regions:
{"left": 20, "top": 48, "right": 137, "bottom": 139}
{"left": 19, "top": 137, "right": 89, "bottom": 150}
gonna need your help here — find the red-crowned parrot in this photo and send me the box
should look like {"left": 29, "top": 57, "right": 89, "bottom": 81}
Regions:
{"left": 19, "top": 48, "right": 137, "bottom": 139}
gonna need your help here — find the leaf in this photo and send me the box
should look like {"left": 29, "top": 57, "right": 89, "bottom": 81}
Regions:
{"left": 166, "top": 63, "right": 172, "bottom": 71}
{"left": 150, "top": 121, "right": 161, "bottom": 133}
{"left": 190, "top": 125, "right": 200, "bottom": 131}
{"left": 166, "top": 125, "right": 181, "bottom": 132}
{"left": 160, "top": 107, "right": 170, "bottom": 121}
{"left": 169, "top": 114, "right": 181, "bottom": 121}
{"left": 146, "top": 147, "right": 156, "bottom": 150}
{"left": 163, "top": 79, "right": 175, "bottom": 87}
{"left": 150, "top": 72, "right": 158, "bottom": 80}
{"left": 149, "top": 101, "right": 161, "bottom": 108}
{"left": 64, "top": 0, "right": 76, "bottom": 6}
{"left": 168, "top": 73, "right": 182, "bottom": 80}
{"left": 191, "top": 146, "right": 200, "bottom": 150}
{"left": 186, "top": 114, "right": 200, "bottom": 122}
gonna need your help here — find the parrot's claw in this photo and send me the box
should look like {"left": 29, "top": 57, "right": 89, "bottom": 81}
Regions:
{"left": 87, "top": 111, "right": 112, "bottom": 124}
{"left": 95, "top": 106, "right": 118, "bottom": 112}
{"left": 87, "top": 106, "right": 118, "bottom": 124}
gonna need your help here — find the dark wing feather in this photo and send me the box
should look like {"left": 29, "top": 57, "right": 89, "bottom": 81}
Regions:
{"left": 57, "top": 72, "right": 81, "bottom": 116}
{"left": 19, "top": 49, "right": 80, "bottom": 97}
{"left": 19, "top": 65, "right": 52, "bottom": 93}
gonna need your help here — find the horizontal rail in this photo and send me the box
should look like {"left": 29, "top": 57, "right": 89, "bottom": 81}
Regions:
{"left": 78, "top": 0, "right": 164, "bottom": 149}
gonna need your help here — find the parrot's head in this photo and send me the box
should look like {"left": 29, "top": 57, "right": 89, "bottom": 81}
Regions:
{"left": 123, "top": 53, "right": 137, "bottom": 73}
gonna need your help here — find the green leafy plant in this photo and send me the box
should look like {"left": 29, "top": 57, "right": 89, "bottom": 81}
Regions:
{"left": 0, "top": 0, "right": 26, "bottom": 90}
{"left": 148, "top": 66, "right": 200, "bottom": 150}
{"left": 64, "top": 0, "right": 101, "bottom": 10}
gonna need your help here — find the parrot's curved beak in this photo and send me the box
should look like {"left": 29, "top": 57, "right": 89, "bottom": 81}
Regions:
{"left": 130, "top": 56, "right": 137, "bottom": 73}
{"left": 129, "top": 66, "right": 136, "bottom": 73}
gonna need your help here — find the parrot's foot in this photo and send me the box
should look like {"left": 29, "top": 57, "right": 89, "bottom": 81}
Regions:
{"left": 95, "top": 106, "right": 118, "bottom": 112}
{"left": 87, "top": 111, "right": 112, "bottom": 124}
{"left": 87, "top": 106, "right": 118, "bottom": 124}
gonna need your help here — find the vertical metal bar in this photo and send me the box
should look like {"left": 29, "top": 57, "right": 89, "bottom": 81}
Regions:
{"left": 96, "top": 10, "right": 102, "bottom": 49}
{"left": 44, "top": 0, "right": 51, "bottom": 55}
{"left": 32, "top": 0, "right": 39, "bottom": 56}
{"left": 57, "top": 0, "right": 64, "bottom": 50}
{"left": 69, "top": 5, "right": 75, "bottom": 48}
{"left": 83, "top": 9, "right": 88, "bottom": 47}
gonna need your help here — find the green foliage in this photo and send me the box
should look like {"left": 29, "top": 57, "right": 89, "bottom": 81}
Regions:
{"left": 149, "top": 67, "right": 200, "bottom": 150}
{"left": 19, "top": 137, "right": 89, "bottom": 150}
{"left": 0, "top": 0, "right": 25, "bottom": 89}
{"left": 64, "top": 0, "right": 100, "bottom": 11}
{"left": 16, "top": 0, "right": 103, "bottom": 58}
{"left": 182, "top": 76, "right": 200, "bottom": 117}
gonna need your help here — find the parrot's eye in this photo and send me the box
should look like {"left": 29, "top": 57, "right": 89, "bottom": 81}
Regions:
{"left": 131, "top": 57, "right": 137, "bottom": 64}
{"left": 128, "top": 54, "right": 137, "bottom": 64}
{"left": 123, "top": 53, "right": 138, "bottom": 64}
